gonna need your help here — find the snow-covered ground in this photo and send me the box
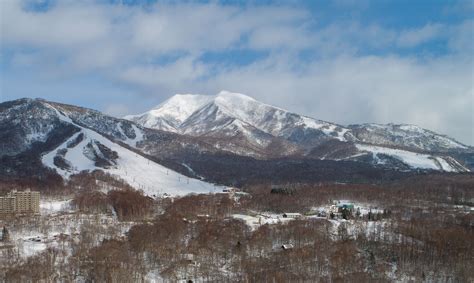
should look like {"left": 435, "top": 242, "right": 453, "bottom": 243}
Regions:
{"left": 309, "top": 200, "right": 384, "bottom": 217}
{"left": 2, "top": 198, "right": 133, "bottom": 259}
{"left": 233, "top": 200, "right": 388, "bottom": 238}
{"left": 41, "top": 104, "right": 225, "bottom": 197}
{"left": 355, "top": 144, "right": 463, "bottom": 171}
{"left": 232, "top": 213, "right": 293, "bottom": 231}
{"left": 118, "top": 123, "right": 144, "bottom": 148}
{"left": 40, "top": 199, "right": 73, "bottom": 214}
{"left": 144, "top": 270, "right": 166, "bottom": 283}
{"left": 300, "top": 117, "right": 350, "bottom": 141}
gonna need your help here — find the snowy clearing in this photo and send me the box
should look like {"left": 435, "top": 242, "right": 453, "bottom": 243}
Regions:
{"left": 40, "top": 199, "right": 73, "bottom": 215}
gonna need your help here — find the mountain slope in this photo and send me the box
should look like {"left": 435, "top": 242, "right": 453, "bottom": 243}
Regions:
{"left": 127, "top": 91, "right": 357, "bottom": 158}
{"left": 126, "top": 91, "right": 471, "bottom": 172}
{"left": 1, "top": 96, "right": 471, "bottom": 195}
{"left": 0, "top": 98, "right": 223, "bottom": 196}
{"left": 349, "top": 123, "right": 468, "bottom": 152}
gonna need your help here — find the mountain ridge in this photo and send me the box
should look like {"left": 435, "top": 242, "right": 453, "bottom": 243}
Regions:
{"left": 1, "top": 96, "right": 472, "bottom": 193}
{"left": 125, "top": 91, "right": 471, "bottom": 172}
{"left": 126, "top": 91, "right": 468, "bottom": 152}
{"left": 0, "top": 98, "right": 228, "bottom": 196}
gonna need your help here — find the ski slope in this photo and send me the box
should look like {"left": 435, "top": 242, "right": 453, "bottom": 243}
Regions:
{"left": 355, "top": 144, "right": 462, "bottom": 172}
{"left": 42, "top": 106, "right": 223, "bottom": 196}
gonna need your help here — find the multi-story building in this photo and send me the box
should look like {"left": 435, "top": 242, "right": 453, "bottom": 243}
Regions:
{"left": 0, "top": 189, "right": 40, "bottom": 215}
{"left": 0, "top": 196, "right": 16, "bottom": 214}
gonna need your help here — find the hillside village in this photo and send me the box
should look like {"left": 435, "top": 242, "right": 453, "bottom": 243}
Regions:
{"left": 0, "top": 174, "right": 472, "bottom": 282}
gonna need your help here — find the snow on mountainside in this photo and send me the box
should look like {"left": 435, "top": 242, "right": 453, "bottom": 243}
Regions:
{"left": 0, "top": 98, "right": 222, "bottom": 196}
{"left": 44, "top": 103, "right": 222, "bottom": 196}
{"left": 42, "top": 127, "right": 219, "bottom": 196}
{"left": 124, "top": 94, "right": 214, "bottom": 132}
{"left": 210, "top": 92, "right": 353, "bottom": 143}
{"left": 127, "top": 91, "right": 468, "bottom": 153}
{"left": 130, "top": 91, "right": 352, "bottom": 141}
{"left": 126, "top": 91, "right": 471, "bottom": 172}
{"left": 1, "top": 97, "right": 471, "bottom": 180}
{"left": 0, "top": 98, "right": 71, "bottom": 157}
{"left": 354, "top": 144, "right": 468, "bottom": 172}
{"left": 127, "top": 91, "right": 354, "bottom": 156}
{"left": 350, "top": 123, "right": 467, "bottom": 152}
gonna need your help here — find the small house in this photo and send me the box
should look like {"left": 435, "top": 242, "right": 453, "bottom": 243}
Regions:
{"left": 270, "top": 186, "right": 295, "bottom": 195}
{"left": 329, "top": 205, "right": 339, "bottom": 214}
{"left": 337, "top": 203, "right": 354, "bottom": 212}
{"left": 281, "top": 244, "right": 294, "bottom": 250}
{"left": 317, "top": 210, "right": 327, "bottom": 217}
{"left": 183, "top": 253, "right": 195, "bottom": 262}
{"left": 282, "top": 213, "right": 302, "bottom": 219}
{"left": 222, "top": 188, "right": 236, "bottom": 193}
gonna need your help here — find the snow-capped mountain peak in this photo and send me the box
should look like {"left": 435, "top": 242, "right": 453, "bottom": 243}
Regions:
{"left": 124, "top": 91, "right": 471, "bottom": 172}
{"left": 213, "top": 91, "right": 288, "bottom": 128}
{"left": 127, "top": 91, "right": 353, "bottom": 145}
{"left": 126, "top": 91, "right": 261, "bottom": 131}
{"left": 126, "top": 92, "right": 470, "bottom": 152}
{"left": 124, "top": 93, "right": 214, "bottom": 132}
{"left": 152, "top": 93, "right": 214, "bottom": 123}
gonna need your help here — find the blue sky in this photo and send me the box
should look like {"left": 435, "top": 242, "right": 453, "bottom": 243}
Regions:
{"left": 1, "top": 0, "right": 473, "bottom": 144}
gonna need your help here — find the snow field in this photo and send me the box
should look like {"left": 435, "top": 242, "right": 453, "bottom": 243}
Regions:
{"left": 42, "top": 105, "right": 225, "bottom": 196}
{"left": 356, "top": 144, "right": 460, "bottom": 171}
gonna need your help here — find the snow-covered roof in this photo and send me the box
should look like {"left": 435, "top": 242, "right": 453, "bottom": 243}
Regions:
{"left": 283, "top": 213, "right": 302, "bottom": 217}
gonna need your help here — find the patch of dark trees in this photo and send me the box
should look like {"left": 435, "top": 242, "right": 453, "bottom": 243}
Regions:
{"left": 0, "top": 124, "right": 79, "bottom": 179}
{"left": 166, "top": 152, "right": 420, "bottom": 187}
{"left": 66, "top": 132, "right": 84, "bottom": 148}
{"left": 85, "top": 141, "right": 119, "bottom": 168}
{"left": 72, "top": 189, "right": 153, "bottom": 221}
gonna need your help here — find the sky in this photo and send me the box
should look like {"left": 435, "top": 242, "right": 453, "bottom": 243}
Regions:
{"left": 0, "top": 0, "right": 473, "bottom": 145}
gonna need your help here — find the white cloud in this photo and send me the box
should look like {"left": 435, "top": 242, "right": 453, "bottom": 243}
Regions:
{"left": 119, "top": 56, "right": 209, "bottom": 90}
{"left": 180, "top": 54, "right": 473, "bottom": 145}
{"left": 397, "top": 24, "right": 444, "bottom": 48}
{"left": 447, "top": 19, "right": 474, "bottom": 53}
{"left": 1, "top": 1, "right": 110, "bottom": 47}
{"left": 104, "top": 103, "right": 131, "bottom": 118}
{"left": 1, "top": 0, "right": 472, "bottom": 144}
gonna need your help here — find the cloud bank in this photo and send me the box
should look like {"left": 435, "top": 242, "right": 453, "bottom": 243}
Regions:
{"left": 1, "top": 0, "right": 473, "bottom": 144}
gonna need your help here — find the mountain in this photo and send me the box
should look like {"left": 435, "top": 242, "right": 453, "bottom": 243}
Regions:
{"left": 0, "top": 98, "right": 223, "bottom": 196}
{"left": 126, "top": 91, "right": 472, "bottom": 172}
{"left": 1, "top": 96, "right": 471, "bottom": 194}
{"left": 348, "top": 123, "right": 468, "bottom": 152}
{"left": 0, "top": 98, "right": 406, "bottom": 190}
{"left": 126, "top": 91, "right": 356, "bottom": 157}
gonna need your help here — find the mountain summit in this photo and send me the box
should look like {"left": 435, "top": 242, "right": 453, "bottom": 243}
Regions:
{"left": 125, "top": 94, "right": 215, "bottom": 132}
{"left": 126, "top": 91, "right": 355, "bottom": 155}
{"left": 127, "top": 91, "right": 467, "bottom": 150}
{"left": 125, "top": 91, "right": 471, "bottom": 172}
